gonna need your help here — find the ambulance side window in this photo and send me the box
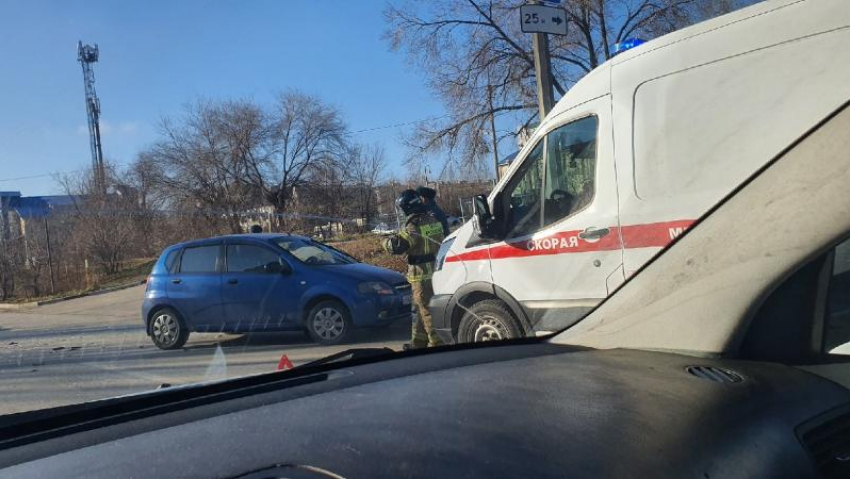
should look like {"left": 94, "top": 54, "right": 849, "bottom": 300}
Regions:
{"left": 543, "top": 116, "right": 598, "bottom": 228}
{"left": 504, "top": 141, "right": 545, "bottom": 238}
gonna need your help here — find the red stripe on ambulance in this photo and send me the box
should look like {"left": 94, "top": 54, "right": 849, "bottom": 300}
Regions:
{"left": 445, "top": 219, "right": 695, "bottom": 263}
{"left": 620, "top": 219, "right": 695, "bottom": 248}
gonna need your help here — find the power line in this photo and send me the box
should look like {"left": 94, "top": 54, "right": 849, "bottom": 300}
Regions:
{"left": 352, "top": 114, "right": 450, "bottom": 134}
{"left": 0, "top": 114, "right": 451, "bottom": 183}
{"left": 0, "top": 168, "right": 87, "bottom": 183}
{"left": 0, "top": 163, "right": 130, "bottom": 183}
{"left": 0, "top": 172, "right": 60, "bottom": 183}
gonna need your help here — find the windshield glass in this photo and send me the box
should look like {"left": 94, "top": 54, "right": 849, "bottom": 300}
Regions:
{"left": 274, "top": 238, "right": 357, "bottom": 265}
{"left": 7, "top": 0, "right": 842, "bottom": 419}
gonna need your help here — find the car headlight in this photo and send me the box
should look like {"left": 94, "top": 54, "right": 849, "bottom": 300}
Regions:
{"left": 435, "top": 237, "right": 456, "bottom": 271}
{"left": 358, "top": 281, "right": 394, "bottom": 295}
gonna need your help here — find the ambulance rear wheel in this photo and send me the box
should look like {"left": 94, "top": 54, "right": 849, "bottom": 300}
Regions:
{"left": 457, "top": 299, "right": 523, "bottom": 343}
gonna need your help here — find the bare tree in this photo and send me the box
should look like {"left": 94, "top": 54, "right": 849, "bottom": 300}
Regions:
{"left": 344, "top": 144, "right": 387, "bottom": 224}
{"left": 122, "top": 152, "right": 168, "bottom": 256}
{"left": 247, "top": 91, "right": 349, "bottom": 226}
{"left": 58, "top": 165, "right": 136, "bottom": 275}
{"left": 384, "top": 0, "right": 758, "bottom": 170}
{"left": 0, "top": 237, "right": 24, "bottom": 300}
{"left": 129, "top": 151, "right": 166, "bottom": 213}
{"left": 146, "top": 100, "right": 267, "bottom": 232}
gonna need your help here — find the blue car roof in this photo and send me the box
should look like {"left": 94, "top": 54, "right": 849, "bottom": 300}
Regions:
{"left": 218, "top": 233, "right": 311, "bottom": 241}
{"left": 167, "top": 233, "right": 312, "bottom": 250}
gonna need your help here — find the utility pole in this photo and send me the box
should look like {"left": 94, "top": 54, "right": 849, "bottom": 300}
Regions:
{"left": 487, "top": 84, "right": 501, "bottom": 180}
{"left": 521, "top": 1, "right": 562, "bottom": 119}
{"left": 43, "top": 215, "right": 55, "bottom": 295}
{"left": 532, "top": 31, "right": 555, "bottom": 119}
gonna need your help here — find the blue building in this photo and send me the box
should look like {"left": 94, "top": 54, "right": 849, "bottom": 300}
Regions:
{"left": 0, "top": 191, "right": 77, "bottom": 242}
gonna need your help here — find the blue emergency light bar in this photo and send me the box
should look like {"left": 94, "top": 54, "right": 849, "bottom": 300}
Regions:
{"left": 613, "top": 38, "right": 646, "bottom": 55}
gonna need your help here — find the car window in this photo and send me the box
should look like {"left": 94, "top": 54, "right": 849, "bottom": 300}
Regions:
{"left": 543, "top": 116, "right": 597, "bottom": 227}
{"left": 825, "top": 238, "right": 850, "bottom": 354}
{"left": 227, "top": 244, "right": 283, "bottom": 274}
{"left": 179, "top": 245, "right": 219, "bottom": 273}
{"left": 151, "top": 249, "right": 180, "bottom": 275}
{"left": 273, "top": 238, "right": 356, "bottom": 265}
{"left": 504, "top": 141, "right": 544, "bottom": 238}
{"left": 165, "top": 249, "right": 180, "bottom": 273}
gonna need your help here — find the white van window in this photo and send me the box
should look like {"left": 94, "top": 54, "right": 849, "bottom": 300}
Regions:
{"left": 543, "top": 116, "right": 597, "bottom": 227}
{"left": 504, "top": 141, "right": 544, "bottom": 238}
{"left": 503, "top": 116, "right": 598, "bottom": 238}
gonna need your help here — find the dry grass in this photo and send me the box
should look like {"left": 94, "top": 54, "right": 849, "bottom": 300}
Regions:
{"left": 331, "top": 235, "right": 407, "bottom": 274}
{"left": 1, "top": 259, "right": 155, "bottom": 304}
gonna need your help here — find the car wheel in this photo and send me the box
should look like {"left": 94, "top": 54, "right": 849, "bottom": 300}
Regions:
{"left": 457, "top": 299, "right": 523, "bottom": 343}
{"left": 150, "top": 307, "right": 190, "bottom": 350}
{"left": 305, "top": 300, "right": 352, "bottom": 345}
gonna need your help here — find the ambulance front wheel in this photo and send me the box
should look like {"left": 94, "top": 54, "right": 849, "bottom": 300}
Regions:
{"left": 457, "top": 299, "right": 523, "bottom": 343}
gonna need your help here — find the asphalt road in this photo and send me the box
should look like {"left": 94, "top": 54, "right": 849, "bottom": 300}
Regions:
{"left": 0, "top": 286, "right": 409, "bottom": 415}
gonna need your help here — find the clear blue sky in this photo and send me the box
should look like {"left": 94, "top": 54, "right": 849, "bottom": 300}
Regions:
{"left": 0, "top": 0, "right": 444, "bottom": 195}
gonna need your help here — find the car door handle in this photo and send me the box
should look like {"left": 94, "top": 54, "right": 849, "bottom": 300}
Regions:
{"left": 578, "top": 227, "right": 611, "bottom": 240}
{"left": 227, "top": 278, "right": 238, "bottom": 285}
{"left": 171, "top": 279, "right": 182, "bottom": 284}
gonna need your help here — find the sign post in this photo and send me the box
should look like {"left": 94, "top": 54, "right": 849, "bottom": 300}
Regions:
{"left": 531, "top": 32, "right": 555, "bottom": 119}
{"left": 520, "top": 3, "right": 567, "bottom": 119}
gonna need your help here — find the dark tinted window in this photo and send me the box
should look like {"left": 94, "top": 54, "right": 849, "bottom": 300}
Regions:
{"left": 826, "top": 239, "right": 850, "bottom": 354}
{"left": 743, "top": 236, "right": 850, "bottom": 359}
{"left": 227, "top": 244, "right": 283, "bottom": 273}
{"left": 151, "top": 249, "right": 180, "bottom": 275}
{"left": 179, "top": 245, "right": 219, "bottom": 273}
{"left": 165, "top": 250, "right": 180, "bottom": 273}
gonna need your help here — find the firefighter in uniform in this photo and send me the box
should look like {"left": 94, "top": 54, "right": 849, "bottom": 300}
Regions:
{"left": 385, "top": 189, "right": 446, "bottom": 349}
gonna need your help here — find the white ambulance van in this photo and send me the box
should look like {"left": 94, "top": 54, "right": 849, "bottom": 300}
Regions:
{"left": 429, "top": 0, "right": 850, "bottom": 344}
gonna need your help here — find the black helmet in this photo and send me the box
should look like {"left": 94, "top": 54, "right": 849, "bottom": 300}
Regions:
{"left": 396, "top": 189, "right": 425, "bottom": 215}
{"left": 249, "top": 224, "right": 263, "bottom": 234}
{"left": 416, "top": 186, "right": 437, "bottom": 200}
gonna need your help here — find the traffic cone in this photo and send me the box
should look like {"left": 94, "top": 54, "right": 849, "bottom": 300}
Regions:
{"left": 277, "top": 354, "right": 294, "bottom": 370}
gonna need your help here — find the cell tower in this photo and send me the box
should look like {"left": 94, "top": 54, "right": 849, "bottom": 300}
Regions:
{"left": 77, "top": 41, "right": 106, "bottom": 194}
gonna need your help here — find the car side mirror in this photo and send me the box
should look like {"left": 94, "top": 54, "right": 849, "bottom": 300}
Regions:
{"left": 472, "top": 194, "right": 500, "bottom": 239}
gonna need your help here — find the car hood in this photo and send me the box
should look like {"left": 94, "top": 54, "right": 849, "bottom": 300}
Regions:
{"left": 325, "top": 262, "right": 406, "bottom": 285}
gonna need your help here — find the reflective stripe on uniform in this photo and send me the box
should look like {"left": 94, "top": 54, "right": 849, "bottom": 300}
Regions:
{"left": 420, "top": 222, "right": 444, "bottom": 254}
{"left": 402, "top": 213, "right": 444, "bottom": 283}
{"left": 407, "top": 262, "right": 433, "bottom": 282}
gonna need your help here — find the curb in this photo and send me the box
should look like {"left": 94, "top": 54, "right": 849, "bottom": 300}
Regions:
{"left": 0, "top": 280, "right": 145, "bottom": 310}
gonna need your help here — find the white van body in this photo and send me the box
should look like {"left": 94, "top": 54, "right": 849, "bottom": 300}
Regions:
{"left": 430, "top": 0, "right": 850, "bottom": 343}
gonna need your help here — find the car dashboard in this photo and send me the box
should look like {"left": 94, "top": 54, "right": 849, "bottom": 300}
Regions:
{"left": 0, "top": 343, "right": 848, "bottom": 479}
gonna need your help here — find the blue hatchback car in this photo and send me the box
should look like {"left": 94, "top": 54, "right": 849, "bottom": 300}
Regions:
{"left": 142, "top": 234, "right": 411, "bottom": 349}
